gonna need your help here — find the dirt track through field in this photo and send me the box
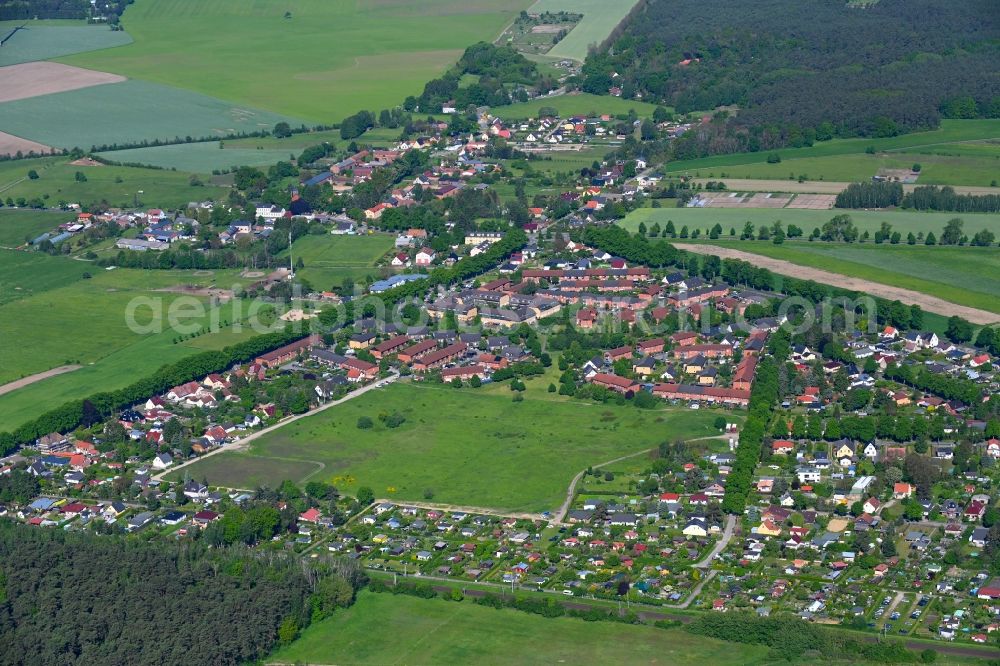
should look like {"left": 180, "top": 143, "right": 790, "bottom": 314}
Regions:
{"left": 680, "top": 244, "right": 1000, "bottom": 324}
{"left": 0, "top": 62, "right": 125, "bottom": 103}
{"left": 0, "top": 365, "right": 81, "bottom": 397}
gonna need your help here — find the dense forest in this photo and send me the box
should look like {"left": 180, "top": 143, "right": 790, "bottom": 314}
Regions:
{"left": 0, "top": 522, "right": 363, "bottom": 665}
{"left": 0, "top": 0, "right": 130, "bottom": 21}
{"left": 583, "top": 0, "right": 999, "bottom": 156}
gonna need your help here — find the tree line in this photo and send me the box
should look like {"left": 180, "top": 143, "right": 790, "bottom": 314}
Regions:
{"left": 837, "top": 182, "right": 1000, "bottom": 214}
{"left": 0, "top": 328, "right": 304, "bottom": 453}
{"left": 0, "top": 521, "right": 363, "bottom": 666}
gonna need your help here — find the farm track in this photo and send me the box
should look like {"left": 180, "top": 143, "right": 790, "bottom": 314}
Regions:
{"left": 0, "top": 364, "right": 81, "bottom": 397}
{"left": 680, "top": 243, "right": 1000, "bottom": 324}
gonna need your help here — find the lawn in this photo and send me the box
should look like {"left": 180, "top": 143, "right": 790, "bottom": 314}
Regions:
{"left": 60, "top": 0, "right": 532, "bottom": 123}
{"left": 269, "top": 591, "right": 774, "bottom": 665}
{"left": 288, "top": 233, "right": 396, "bottom": 292}
{"left": 676, "top": 241, "right": 1000, "bottom": 316}
{"left": 494, "top": 92, "right": 660, "bottom": 120}
{"left": 0, "top": 79, "right": 302, "bottom": 151}
{"left": 168, "top": 382, "right": 730, "bottom": 512}
{"left": 526, "top": 0, "right": 644, "bottom": 62}
{"left": 0, "top": 209, "right": 73, "bottom": 247}
{"left": 661, "top": 119, "right": 1000, "bottom": 183}
{"left": 0, "top": 20, "right": 132, "bottom": 66}
{"left": 0, "top": 157, "right": 227, "bottom": 209}
{"left": 621, "top": 207, "right": 1000, "bottom": 238}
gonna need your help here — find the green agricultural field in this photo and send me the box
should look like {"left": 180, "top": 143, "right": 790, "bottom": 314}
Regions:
{"left": 0, "top": 157, "right": 227, "bottom": 209}
{"left": 527, "top": 0, "right": 644, "bottom": 62}
{"left": 679, "top": 241, "right": 1000, "bottom": 316}
{"left": 287, "top": 233, "right": 395, "bottom": 292}
{"left": 0, "top": 20, "right": 132, "bottom": 66}
{"left": 494, "top": 92, "right": 660, "bottom": 120}
{"left": 0, "top": 80, "right": 302, "bottom": 151}
{"left": 0, "top": 209, "right": 72, "bottom": 247}
{"left": 167, "top": 382, "right": 730, "bottom": 511}
{"left": 687, "top": 148, "right": 1000, "bottom": 187}
{"left": 0, "top": 249, "right": 86, "bottom": 305}
{"left": 61, "top": 0, "right": 532, "bottom": 123}
{"left": 269, "top": 591, "right": 773, "bottom": 665}
{"left": 95, "top": 142, "right": 294, "bottom": 172}
{"left": 622, "top": 207, "right": 1000, "bottom": 238}
{"left": 662, "top": 119, "right": 1000, "bottom": 181}
{"left": 95, "top": 128, "right": 346, "bottom": 171}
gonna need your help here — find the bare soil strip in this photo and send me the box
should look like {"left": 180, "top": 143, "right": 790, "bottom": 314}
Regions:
{"left": 0, "top": 364, "right": 81, "bottom": 397}
{"left": 0, "top": 130, "right": 52, "bottom": 157}
{"left": 0, "top": 62, "right": 125, "bottom": 103}
{"left": 680, "top": 243, "right": 999, "bottom": 324}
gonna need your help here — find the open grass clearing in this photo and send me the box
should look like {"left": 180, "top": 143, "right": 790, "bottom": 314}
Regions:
{"left": 0, "top": 249, "right": 87, "bottom": 305}
{"left": 683, "top": 149, "right": 1000, "bottom": 188}
{"left": 0, "top": 265, "right": 266, "bottom": 429}
{"left": 526, "top": 0, "right": 643, "bottom": 62}
{"left": 493, "top": 92, "right": 659, "bottom": 120}
{"left": 61, "top": 0, "right": 531, "bottom": 123}
{"left": 0, "top": 20, "right": 132, "bottom": 66}
{"left": 0, "top": 308, "right": 263, "bottom": 433}
{"left": 0, "top": 79, "right": 301, "bottom": 151}
{"left": 677, "top": 241, "right": 1000, "bottom": 316}
{"left": 508, "top": 144, "right": 614, "bottom": 175}
{"left": 171, "top": 382, "right": 730, "bottom": 512}
{"left": 267, "top": 591, "right": 774, "bottom": 665}
{"left": 287, "top": 233, "right": 395, "bottom": 291}
{"left": 96, "top": 142, "right": 296, "bottom": 172}
{"left": 0, "top": 209, "right": 73, "bottom": 247}
{"left": 622, "top": 207, "right": 1000, "bottom": 238}
{"left": 0, "top": 156, "right": 228, "bottom": 209}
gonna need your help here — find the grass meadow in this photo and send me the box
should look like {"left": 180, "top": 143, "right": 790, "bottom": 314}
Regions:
{"left": 0, "top": 249, "right": 86, "bottom": 305}
{"left": 494, "top": 92, "right": 660, "bottom": 120}
{"left": 168, "top": 382, "right": 731, "bottom": 511}
{"left": 621, "top": 207, "right": 1000, "bottom": 238}
{"left": 508, "top": 144, "right": 615, "bottom": 175}
{"left": 526, "top": 0, "right": 644, "bottom": 62}
{"left": 269, "top": 591, "right": 774, "bottom": 665}
{"left": 0, "top": 265, "right": 265, "bottom": 431}
{"left": 0, "top": 80, "right": 301, "bottom": 151}
{"left": 0, "top": 209, "right": 73, "bottom": 247}
{"left": 661, "top": 119, "right": 1000, "bottom": 186}
{"left": 61, "top": 0, "right": 532, "bottom": 123}
{"left": 677, "top": 241, "right": 1000, "bottom": 316}
{"left": 0, "top": 157, "right": 227, "bottom": 209}
{"left": 0, "top": 20, "right": 131, "bottom": 66}
{"left": 287, "top": 233, "right": 395, "bottom": 291}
